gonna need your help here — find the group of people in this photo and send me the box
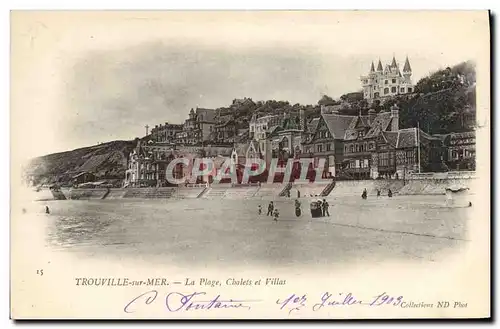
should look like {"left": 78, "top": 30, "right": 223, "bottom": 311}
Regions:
{"left": 315, "top": 199, "right": 330, "bottom": 216}
{"left": 259, "top": 197, "right": 330, "bottom": 221}
{"left": 258, "top": 202, "right": 280, "bottom": 222}
{"left": 363, "top": 188, "right": 393, "bottom": 199}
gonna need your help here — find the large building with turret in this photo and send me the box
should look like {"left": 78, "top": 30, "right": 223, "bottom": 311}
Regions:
{"left": 360, "top": 56, "right": 414, "bottom": 100}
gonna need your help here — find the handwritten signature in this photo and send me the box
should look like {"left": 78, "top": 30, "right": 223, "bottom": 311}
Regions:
{"left": 124, "top": 290, "right": 260, "bottom": 313}
{"left": 277, "top": 292, "right": 404, "bottom": 314}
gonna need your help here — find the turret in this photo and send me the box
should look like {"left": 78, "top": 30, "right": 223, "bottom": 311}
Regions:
{"left": 403, "top": 56, "right": 412, "bottom": 73}
{"left": 391, "top": 55, "right": 398, "bottom": 68}
{"left": 370, "top": 61, "right": 375, "bottom": 73}
{"left": 403, "top": 56, "right": 412, "bottom": 81}
{"left": 376, "top": 59, "right": 383, "bottom": 72}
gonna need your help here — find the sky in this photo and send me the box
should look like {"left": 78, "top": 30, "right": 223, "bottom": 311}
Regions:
{"left": 11, "top": 11, "right": 489, "bottom": 160}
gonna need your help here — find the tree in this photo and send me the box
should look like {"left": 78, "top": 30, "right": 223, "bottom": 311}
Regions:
{"left": 318, "top": 95, "right": 336, "bottom": 106}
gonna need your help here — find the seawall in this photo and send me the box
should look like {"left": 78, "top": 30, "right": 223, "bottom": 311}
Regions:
{"left": 33, "top": 176, "right": 477, "bottom": 201}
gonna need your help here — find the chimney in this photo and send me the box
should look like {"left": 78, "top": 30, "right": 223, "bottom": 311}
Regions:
{"left": 390, "top": 104, "right": 399, "bottom": 131}
{"left": 368, "top": 109, "right": 376, "bottom": 125}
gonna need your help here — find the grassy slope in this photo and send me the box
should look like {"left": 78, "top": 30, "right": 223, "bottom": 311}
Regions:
{"left": 26, "top": 140, "right": 136, "bottom": 184}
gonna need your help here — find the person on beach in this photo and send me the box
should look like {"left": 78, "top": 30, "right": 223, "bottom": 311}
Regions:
{"left": 388, "top": 189, "right": 393, "bottom": 198}
{"left": 294, "top": 199, "right": 302, "bottom": 217}
{"left": 267, "top": 201, "right": 274, "bottom": 216}
{"left": 45, "top": 206, "right": 50, "bottom": 214}
{"left": 361, "top": 188, "right": 367, "bottom": 199}
{"left": 322, "top": 199, "right": 330, "bottom": 217}
{"left": 273, "top": 208, "right": 280, "bottom": 222}
{"left": 258, "top": 205, "right": 262, "bottom": 215}
{"left": 377, "top": 189, "right": 381, "bottom": 197}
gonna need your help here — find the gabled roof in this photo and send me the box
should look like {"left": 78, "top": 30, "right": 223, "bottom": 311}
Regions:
{"left": 381, "top": 131, "right": 398, "bottom": 148}
{"left": 322, "top": 114, "right": 356, "bottom": 139}
{"left": 365, "top": 112, "right": 393, "bottom": 138}
{"left": 396, "top": 128, "right": 417, "bottom": 148}
{"left": 307, "top": 118, "right": 320, "bottom": 134}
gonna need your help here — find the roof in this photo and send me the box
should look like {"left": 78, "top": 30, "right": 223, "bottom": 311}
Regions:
{"left": 365, "top": 112, "right": 393, "bottom": 138}
{"left": 377, "top": 59, "right": 383, "bottom": 71}
{"left": 396, "top": 128, "right": 417, "bottom": 148}
{"left": 307, "top": 118, "right": 320, "bottom": 134}
{"left": 322, "top": 114, "right": 355, "bottom": 139}
{"left": 196, "top": 108, "right": 216, "bottom": 123}
{"left": 403, "top": 56, "right": 412, "bottom": 72}
{"left": 381, "top": 131, "right": 398, "bottom": 147}
{"left": 449, "top": 131, "right": 475, "bottom": 139}
{"left": 214, "top": 118, "right": 235, "bottom": 128}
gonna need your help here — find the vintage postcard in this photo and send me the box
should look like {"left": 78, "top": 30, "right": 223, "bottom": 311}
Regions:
{"left": 10, "top": 10, "right": 491, "bottom": 319}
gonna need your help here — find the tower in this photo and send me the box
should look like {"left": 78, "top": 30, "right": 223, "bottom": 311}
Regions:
{"left": 403, "top": 56, "right": 412, "bottom": 81}
{"left": 376, "top": 59, "right": 383, "bottom": 72}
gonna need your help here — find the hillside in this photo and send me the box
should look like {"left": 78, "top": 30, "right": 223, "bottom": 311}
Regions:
{"left": 25, "top": 140, "right": 136, "bottom": 186}
{"left": 24, "top": 60, "right": 475, "bottom": 186}
{"left": 211, "top": 61, "right": 476, "bottom": 135}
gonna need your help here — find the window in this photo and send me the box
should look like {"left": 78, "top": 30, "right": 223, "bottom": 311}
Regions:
{"left": 407, "top": 87, "right": 413, "bottom": 93}
{"left": 344, "top": 145, "right": 348, "bottom": 153}
{"left": 391, "top": 87, "right": 397, "bottom": 93}
{"left": 355, "top": 144, "right": 359, "bottom": 152}
{"left": 379, "top": 152, "right": 389, "bottom": 166}
{"left": 400, "top": 87, "right": 405, "bottom": 93}
{"left": 375, "top": 80, "right": 378, "bottom": 83}
{"left": 369, "top": 142, "right": 375, "bottom": 150}
{"left": 385, "top": 80, "right": 388, "bottom": 85}
{"left": 317, "top": 144, "right": 323, "bottom": 152}
{"left": 359, "top": 131, "right": 365, "bottom": 138}
{"left": 406, "top": 150, "right": 414, "bottom": 164}
{"left": 384, "top": 88, "right": 389, "bottom": 94}
{"left": 350, "top": 145, "right": 354, "bottom": 153}
{"left": 392, "top": 79, "right": 396, "bottom": 83}
{"left": 326, "top": 144, "right": 331, "bottom": 151}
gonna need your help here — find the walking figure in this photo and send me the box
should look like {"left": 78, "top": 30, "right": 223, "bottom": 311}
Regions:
{"left": 377, "top": 189, "right": 381, "bottom": 197}
{"left": 45, "top": 206, "right": 50, "bottom": 214}
{"left": 388, "top": 189, "right": 393, "bottom": 198}
{"left": 267, "top": 201, "right": 274, "bottom": 216}
{"left": 322, "top": 199, "right": 330, "bottom": 217}
{"left": 273, "top": 208, "right": 280, "bottom": 222}
{"left": 258, "top": 205, "right": 262, "bottom": 215}
{"left": 294, "top": 199, "right": 302, "bottom": 217}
